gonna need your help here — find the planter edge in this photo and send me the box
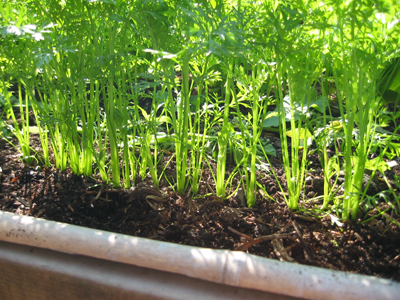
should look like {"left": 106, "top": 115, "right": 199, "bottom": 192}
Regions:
{"left": 0, "top": 210, "right": 399, "bottom": 300}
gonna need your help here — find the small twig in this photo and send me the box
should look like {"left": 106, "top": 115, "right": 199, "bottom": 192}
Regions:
{"left": 146, "top": 199, "right": 165, "bottom": 211}
{"left": 271, "top": 239, "right": 295, "bottom": 262}
{"left": 234, "top": 241, "right": 256, "bottom": 251}
{"left": 234, "top": 233, "right": 296, "bottom": 251}
{"left": 291, "top": 220, "right": 312, "bottom": 260}
{"left": 382, "top": 212, "right": 400, "bottom": 228}
{"left": 205, "top": 181, "right": 215, "bottom": 194}
{"left": 146, "top": 195, "right": 168, "bottom": 202}
{"left": 16, "top": 197, "right": 30, "bottom": 207}
{"left": 94, "top": 188, "right": 102, "bottom": 200}
{"left": 228, "top": 226, "right": 254, "bottom": 242}
{"left": 389, "top": 254, "right": 400, "bottom": 264}
{"left": 228, "top": 226, "right": 296, "bottom": 251}
{"left": 253, "top": 232, "right": 296, "bottom": 243}
{"left": 237, "top": 207, "right": 258, "bottom": 211}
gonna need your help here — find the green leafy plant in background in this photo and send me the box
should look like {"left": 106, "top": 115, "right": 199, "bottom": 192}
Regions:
{"left": 143, "top": 48, "right": 193, "bottom": 195}
{"left": 260, "top": 0, "right": 325, "bottom": 211}
{"left": 275, "top": 60, "right": 317, "bottom": 211}
{"left": 1, "top": 0, "right": 399, "bottom": 224}
{"left": 178, "top": 0, "right": 246, "bottom": 198}
{"left": 0, "top": 2, "right": 45, "bottom": 165}
{"left": 2, "top": 87, "right": 34, "bottom": 164}
{"left": 232, "top": 61, "right": 273, "bottom": 207}
{"left": 188, "top": 54, "right": 223, "bottom": 196}
{"left": 378, "top": 57, "right": 400, "bottom": 106}
{"left": 328, "top": 0, "right": 399, "bottom": 221}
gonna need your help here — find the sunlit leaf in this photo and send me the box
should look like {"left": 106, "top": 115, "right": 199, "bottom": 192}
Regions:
{"left": 330, "top": 121, "right": 343, "bottom": 132}
{"left": 286, "top": 128, "right": 311, "bottom": 139}
{"left": 365, "top": 157, "right": 389, "bottom": 173}
{"left": 262, "top": 111, "right": 279, "bottom": 128}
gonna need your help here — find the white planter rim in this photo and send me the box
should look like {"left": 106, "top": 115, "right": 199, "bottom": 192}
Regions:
{"left": 1, "top": 210, "right": 399, "bottom": 300}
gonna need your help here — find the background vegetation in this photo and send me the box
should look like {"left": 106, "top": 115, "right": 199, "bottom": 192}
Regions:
{"left": 1, "top": 0, "right": 400, "bottom": 223}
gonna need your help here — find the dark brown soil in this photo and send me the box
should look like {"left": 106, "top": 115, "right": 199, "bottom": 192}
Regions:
{"left": 1, "top": 133, "right": 400, "bottom": 282}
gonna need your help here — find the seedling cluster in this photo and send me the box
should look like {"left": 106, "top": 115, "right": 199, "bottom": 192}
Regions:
{"left": 1, "top": 0, "right": 399, "bottom": 223}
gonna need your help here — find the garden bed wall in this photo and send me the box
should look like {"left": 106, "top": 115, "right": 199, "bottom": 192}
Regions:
{"left": 1, "top": 211, "right": 399, "bottom": 300}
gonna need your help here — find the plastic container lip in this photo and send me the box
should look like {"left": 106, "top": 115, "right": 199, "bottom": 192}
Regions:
{"left": 1, "top": 210, "right": 399, "bottom": 300}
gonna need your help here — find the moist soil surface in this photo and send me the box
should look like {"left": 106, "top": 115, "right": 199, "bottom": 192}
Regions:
{"left": 1, "top": 134, "right": 400, "bottom": 282}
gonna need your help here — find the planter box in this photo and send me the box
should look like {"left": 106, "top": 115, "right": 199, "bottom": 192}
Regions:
{"left": 0, "top": 210, "right": 399, "bottom": 300}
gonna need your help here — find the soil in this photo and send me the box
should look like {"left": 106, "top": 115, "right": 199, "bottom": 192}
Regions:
{"left": 1, "top": 125, "right": 400, "bottom": 282}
